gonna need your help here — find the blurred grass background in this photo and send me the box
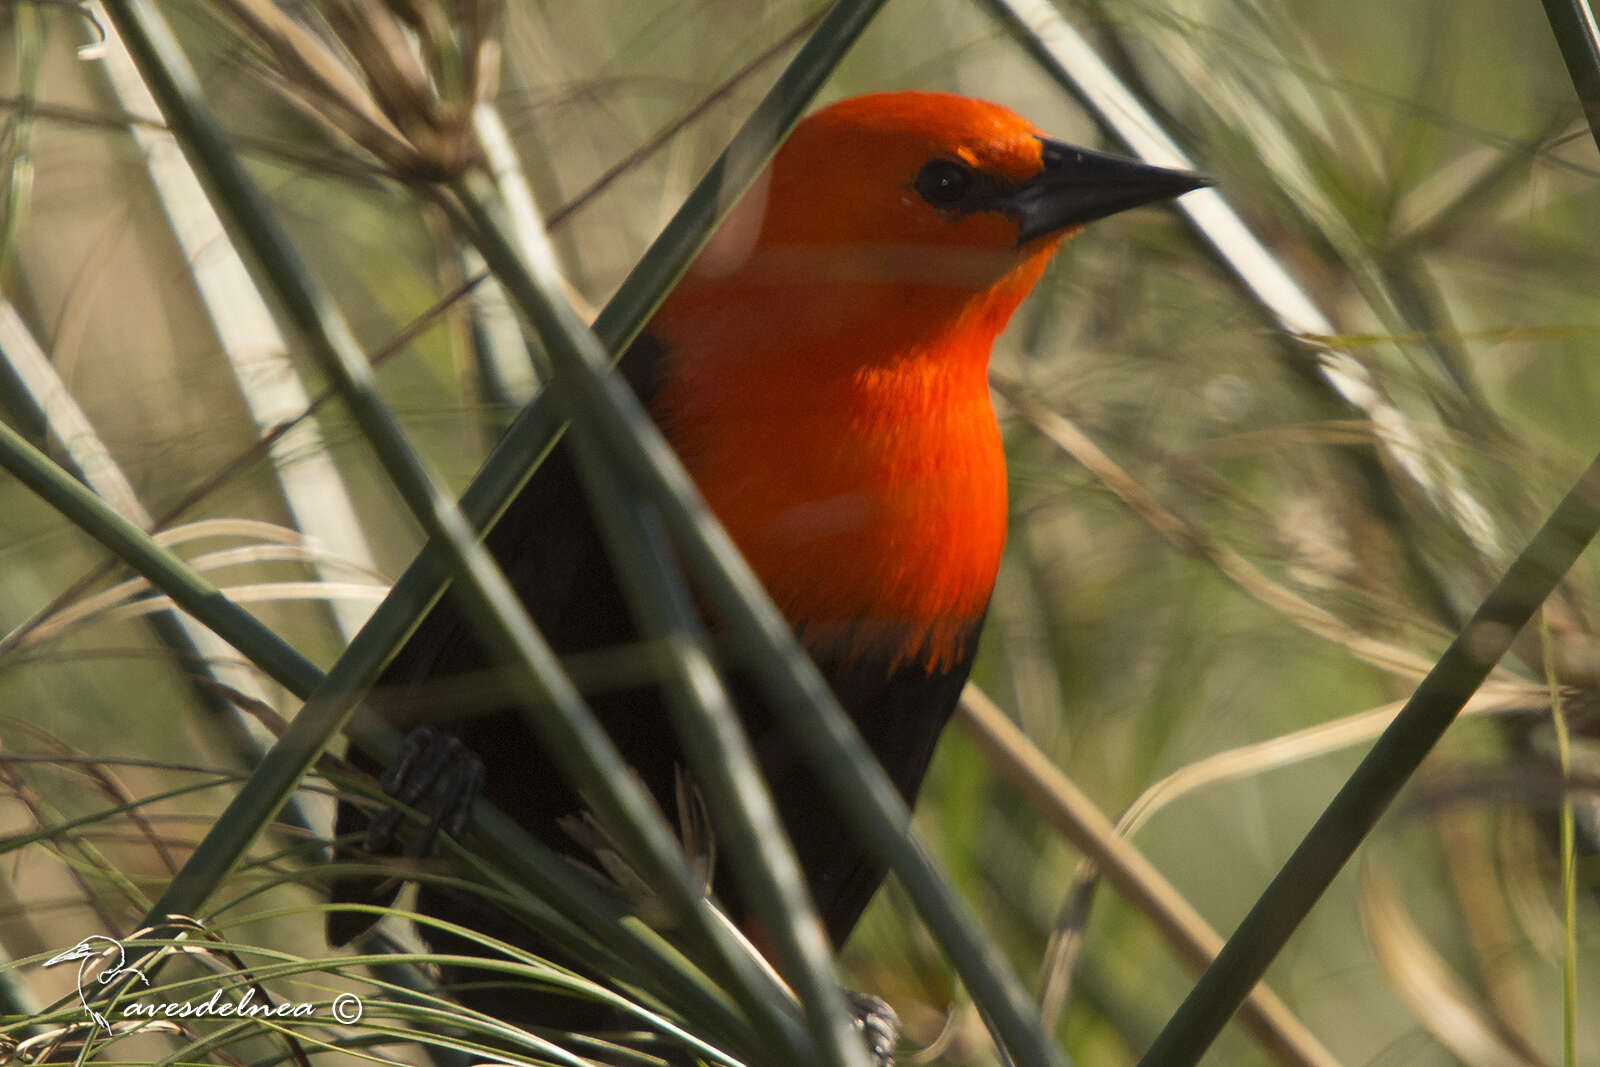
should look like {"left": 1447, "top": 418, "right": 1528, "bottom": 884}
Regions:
{"left": 1, "top": 0, "right": 1598, "bottom": 1065}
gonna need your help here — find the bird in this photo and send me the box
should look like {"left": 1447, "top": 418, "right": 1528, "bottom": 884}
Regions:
{"left": 329, "top": 90, "right": 1205, "bottom": 1055}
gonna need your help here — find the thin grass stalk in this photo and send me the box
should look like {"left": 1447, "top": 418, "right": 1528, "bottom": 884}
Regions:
{"left": 1539, "top": 0, "right": 1600, "bottom": 150}
{"left": 0, "top": 16, "right": 47, "bottom": 318}
{"left": 1484, "top": 7, "right": 1596, "bottom": 1062}
{"left": 1356, "top": 861, "right": 1550, "bottom": 1066}
{"left": 9, "top": 490, "right": 770, "bottom": 1066}
{"left": 542, "top": 7, "right": 827, "bottom": 231}
{"left": 586, "top": 0, "right": 884, "bottom": 357}
{"left": 1135, "top": 456, "right": 1600, "bottom": 1064}
{"left": 331, "top": 18, "right": 939, "bottom": 1059}
{"left": 451, "top": 170, "right": 1068, "bottom": 1067}
{"left": 0, "top": 952, "right": 43, "bottom": 1039}
{"left": 86, "top": 0, "right": 380, "bottom": 643}
{"left": 978, "top": 0, "right": 1502, "bottom": 567}
{"left": 97, "top": 2, "right": 810, "bottom": 1060}
{"left": 0, "top": 1, "right": 838, "bottom": 673}
{"left": 320, "top": 0, "right": 892, "bottom": 735}
{"left": 318, "top": 933, "right": 746, "bottom": 1067}
{"left": 469, "top": 84, "right": 863, "bottom": 1066}
{"left": 995, "top": 381, "right": 1442, "bottom": 682}
{"left": 462, "top": 104, "right": 541, "bottom": 409}
{"left": 0, "top": 271, "right": 487, "bottom": 661}
{"left": 1160, "top": 0, "right": 1509, "bottom": 459}
{"left": 561, "top": 419, "right": 867, "bottom": 1067}
{"left": 0, "top": 253, "right": 755, "bottom": 1064}
{"left": 0, "top": 302, "right": 291, "bottom": 789}
{"left": 0, "top": 776, "right": 245, "bottom": 864}
{"left": 955, "top": 688, "right": 1340, "bottom": 1067}
{"left": 0, "top": 416, "right": 324, "bottom": 693}
{"left": 1391, "top": 110, "right": 1576, "bottom": 254}
{"left": 1540, "top": 613, "right": 1580, "bottom": 1067}
{"left": 150, "top": 955, "right": 600, "bottom": 1067}
{"left": 0, "top": 6, "right": 39, "bottom": 285}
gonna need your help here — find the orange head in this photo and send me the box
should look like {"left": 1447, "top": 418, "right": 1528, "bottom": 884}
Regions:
{"left": 648, "top": 92, "right": 1205, "bottom": 671}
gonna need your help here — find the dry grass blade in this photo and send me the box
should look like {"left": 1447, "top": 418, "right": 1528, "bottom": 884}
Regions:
{"left": 19, "top": 578, "right": 385, "bottom": 650}
{"left": 1436, "top": 808, "right": 1540, "bottom": 1043}
{"left": 96, "top": 581, "right": 386, "bottom": 620}
{"left": 995, "top": 378, "right": 1453, "bottom": 681}
{"left": 1126, "top": 0, "right": 1512, "bottom": 557}
{"left": 1117, "top": 688, "right": 1541, "bottom": 841}
{"left": 212, "top": 0, "right": 412, "bottom": 165}
{"left": 4, "top": 524, "right": 389, "bottom": 651}
{"left": 0, "top": 268, "right": 480, "bottom": 658}
{"left": 2, "top": 762, "right": 144, "bottom": 932}
{"left": 150, "top": 519, "right": 343, "bottom": 548}
{"left": 1497, "top": 811, "right": 1573, "bottom": 964}
{"left": 1030, "top": 690, "right": 1542, "bottom": 1039}
{"left": 325, "top": 0, "right": 476, "bottom": 170}
{"left": 86, "top": 0, "right": 383, "bottom": 646}
{"left": 987, "top": 0, "right": 1505, "bottom": 570}
{"left": 956, "top": 686, "right": 1340, "bottom": 1067}
{"left": 2, "top": 721, "right": 187, "bottom": 882}
{"left": 1359, "top": 860, "right": 1548, "bottom": 1067}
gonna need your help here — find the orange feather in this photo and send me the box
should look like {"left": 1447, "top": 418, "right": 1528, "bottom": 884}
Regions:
{"left": 650, "top": 93, "right": 1068, "bottom": 670}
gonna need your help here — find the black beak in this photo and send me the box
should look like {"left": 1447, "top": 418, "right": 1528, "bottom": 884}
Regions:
{"left": 1011, "top": 139, "right": 1210, "bottom": 245}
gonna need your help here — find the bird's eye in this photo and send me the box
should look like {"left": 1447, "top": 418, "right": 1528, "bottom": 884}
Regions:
{"left": 914, "top": 159, "right": 976, "bottom": 207}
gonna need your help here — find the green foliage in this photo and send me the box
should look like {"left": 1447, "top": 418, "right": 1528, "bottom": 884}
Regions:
{"left": 1, "top": 1, "right": 1598, "bottom": 1066}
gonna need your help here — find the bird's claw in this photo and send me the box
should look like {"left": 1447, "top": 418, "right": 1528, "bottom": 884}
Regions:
{"left": 367, "top": 726, "right": 484, "bottom": 857}
{"left": 845, "top": 991, "right": 900, "bottom": 1067}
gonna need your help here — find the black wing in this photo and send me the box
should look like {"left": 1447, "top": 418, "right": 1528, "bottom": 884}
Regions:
{"left": 327, "top": 334, "right": 669, "bottom": 947}
{"left": 327, "top": 330, "right": 977, "bottom": 951}
{"left": 736, "top": 636, "right": 979, "bottom": 945}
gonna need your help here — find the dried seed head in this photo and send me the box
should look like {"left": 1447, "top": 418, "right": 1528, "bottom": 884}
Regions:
{"left": 215, "top": 0, "right": 502, "bottom": 181}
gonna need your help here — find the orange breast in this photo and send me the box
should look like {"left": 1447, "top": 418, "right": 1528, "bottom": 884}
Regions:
{"left": 650, "top": 308, "right": 1009, "bottom": 673}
